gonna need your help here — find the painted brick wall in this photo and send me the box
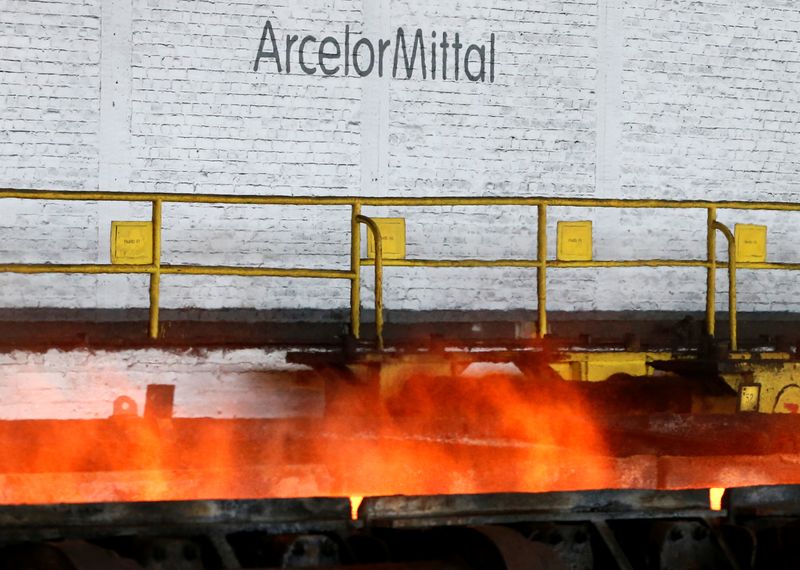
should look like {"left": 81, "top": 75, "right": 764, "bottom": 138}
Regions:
{"left": 130, "top": 0, "right": 362, "bottom": 309}
{"left": 1, "top": 0, "right": 800, "bottom": 314}
{"left": 0, "top": 1, "right": 103, "bottom": 307}
{"left": 130, "top": 1, "right": 362, "bottom": 196}
{"left": 373, "top": 0, "right": 598, "bottom": 311}
{"left": 387, "top": 0, "right": 597, "bottom": 198}
{"left": 0, "top": 0, "right": 101, "bottom": 189}
{"left": 620, "top": 0, "right": 800, "bottom": 201}
{"left": 602, "top": 0, "right": 800, "bottom": 311}
{"left": 0, "top": 348, "right": 320, "bottom": 419}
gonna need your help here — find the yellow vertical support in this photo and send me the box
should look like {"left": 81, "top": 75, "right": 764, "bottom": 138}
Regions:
{"left": 706, "top": 207, "right": 716, "bottom": 338}
{"left": 357, "top": 215, "right": 384, "bottom": 350}
{"left": 372, "top": 225, "right": 384, "bottom": 350}
{"left": 728, "top": 233, "right": 737, "bottom": 352}
{"left": 713, "top": 221, "right": 738, "bottom": 352}
{"left": 350, "top": 201, "right": 362, "bottom": 339}
{"left": 537, "top": 204, "right": 547, "bottom": 338}
{"left": 148, "top": 200, "right": 162, "bottom": 340}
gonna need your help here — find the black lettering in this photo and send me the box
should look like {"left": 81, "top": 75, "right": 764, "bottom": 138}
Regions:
{"left": 378, "top": 38, "right": 391, "bottom": 77}
{"left": 490, "top": 33, "right": 495, "bottom": 83}
{"left": 439, "top": 32, "right": 449, "bottom": 80}
{"left": 464, "top": 43, "right": 486, "bottom": 82}
{"left": 393, "top": 28, "right": 427, "bottom": 79}
{"left": 353, "top": 38, "right": 375, "bottom": 76}
{"left": 255, "top": 24, "right": 499, "bottom": 82}
{"left": 253, "top": 20, "right": 281, "bottom": 72}
{"left": 344, "top": 25, "right": 351, "bottom": 75}
{"left": 285, "top": 34, "right": 298, "bottom": 73}
{"left": 299, "top": 35, "right": 317, "bottom": 74}
{"left": 318, "top": 36, "right": 341, "bottom": 75}
{"left": 431, "top": 31, "right": 437, "bottom": 79}
{"left": 453, "top": 33, "right": 462, "bottom": 80}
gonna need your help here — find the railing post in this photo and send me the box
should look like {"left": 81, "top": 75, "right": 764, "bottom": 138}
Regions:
{"left": 149, "top": 200, "right": 162, "bottom": 340}
{"left": 713, "top": 221, "right": 737, "bottom": 351}
{"left": 537, "top": 204, "right": 547, "bottom": 338}
{"left": 356, "top": 215, "right": 384, "bottom": 350}
{"left": 727, "top": 232, "right": 737, "bottom": 352}
{"left": 350, "top": 201, "right": 362, "bottom": 339}
{"left": 706, "top": 207, "right": 717, "bottom": 338}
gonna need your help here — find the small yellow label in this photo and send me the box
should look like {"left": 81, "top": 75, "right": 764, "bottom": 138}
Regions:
{"left": 111, "top": 221, "right": 153, "bottom": 265}
{"left": 735, "top": 224, "right": 767, "bottom": 263}
{"left": 739, "top": 384, "right": 760, "bottom": 413}
{"left": 557, "top": 221, "right": 593, "bottom": 261}
{"left": 367, "top": 218, "right": 406, "bottom": 260}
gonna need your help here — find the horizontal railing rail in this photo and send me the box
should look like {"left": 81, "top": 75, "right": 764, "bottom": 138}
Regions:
{"left": 3, "top": 188, "right": 800, "bottom": 350}
{"left": 4, "top": 189, "right": 800, "bottom": 210}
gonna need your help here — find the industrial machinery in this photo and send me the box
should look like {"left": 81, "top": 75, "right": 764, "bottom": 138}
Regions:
{"left": 4, "top": 190, "right": 800, "bottom": 568}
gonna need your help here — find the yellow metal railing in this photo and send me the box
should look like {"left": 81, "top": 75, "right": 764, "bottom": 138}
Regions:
{"left": 357, "top": 215, "right": 384, "bottom": 350}
{"left": 4, "top": 189, "right": 800, "bottom": 350}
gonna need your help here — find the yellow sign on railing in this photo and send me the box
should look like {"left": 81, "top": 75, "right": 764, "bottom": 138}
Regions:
{"left": 110, "top": 221, "right": 153, "bottom": 265}
{"left": 735, "top": 224, "right": 767, "bottom": 263}
{"left": 366, "top": 218, "right": 406, "bottom": 260}
{"left": 557, "top": 221, "right": 593, "bottom": 261}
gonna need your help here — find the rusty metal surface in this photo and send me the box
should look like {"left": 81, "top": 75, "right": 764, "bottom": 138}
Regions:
{"left": 1, "top": 414, "right": 800, "bottom": 505}
{"left": 727, "top": 485, "right": 800, "bottom": 517}
{"left": 9, "top": 487, "right": 800, "bottom": 568}
{"left": 603, "top": 413, "right": 800, "bottom": 456}
{"left": 358, "top": 490, "right": 716, "bottom": 529}
{"left": 0, "top": 497, "right": 351, "bottom": 542}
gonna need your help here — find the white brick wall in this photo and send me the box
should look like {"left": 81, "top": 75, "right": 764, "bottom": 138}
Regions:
{"left": 0, "top": 1, "right": 103, "bottom": 307}
{"left": 0, "top": 0, "right": 101, "bottom": 189}
{"left": 387, "top": 0, "right": 597, "bottom": 198}
{"left": 130, "top": 0, "right": 362, "bottom": 196}
{"left": 605, "top": 0, "right": 800, "bottom": 311}
{"left": 0, "top": 348, "right": 319, "bottom": 419}
{"left": 1, "top": 0, "right": 800, "bottom": 313}
{"left": 620, "top": 0, "right": 800, "bottom": 201}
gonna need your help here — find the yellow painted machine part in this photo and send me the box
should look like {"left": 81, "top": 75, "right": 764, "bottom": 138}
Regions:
{"left": 365, "top": 349, "right": 800, "bottom": 415}
{"left": 550, "top": 351, "right": 674, "bottom": 383}
{"left": 548, "top": 350, "right": 800, "bottom": 416}
{"left": 5, "top": 189, "right": 800, "bottom": 347}
{"left": 722, "top": 359, "right": 800, "bottom": 414}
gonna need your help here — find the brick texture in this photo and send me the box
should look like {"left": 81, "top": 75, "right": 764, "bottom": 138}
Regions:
{"left": 0, "top": 348, "right": 320, "bottom": 419}
{"left": 0, "top": 0, "right": 101, "bottom": 189}
{"left": 1, "top": 1, "right": 799, "bottom": 313}
{"left": 608, "top": 0, "right": 800, "bottom": 311}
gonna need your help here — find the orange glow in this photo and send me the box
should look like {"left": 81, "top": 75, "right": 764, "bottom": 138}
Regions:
{"left": 709, "top": 488, "right": 725, "bottom": 511}
{"left": 314, "top": 367, "right": 614, "bottom": 498}
{"left": 0, "top": 359, "right": 615, "bottom": 504}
